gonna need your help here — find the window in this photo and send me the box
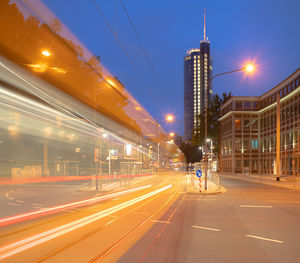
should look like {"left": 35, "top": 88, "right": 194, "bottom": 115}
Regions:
{"left": 252, "top": 139, "right": 258, "bottom": 149}
{"left": 252, "top": 119, "right": 258, "bottom": 129}
{"left": 244, "top": 160, "right": 250, "bottom": 167}
{"left": 244, "top": 101, "right": 251, "bottom": 108}
{"left": 243, "top": 120, "right": 250, "bottom": 129}
{"left": 235, "top": 160, "right": 241, "bottom": 168}
{"left": 252, "top": 160, "right": 258, "bottom": 169}
{"left": 253, "top": 102, "right": 258, "bottom": 108}
{"left": 244, "top": 139, "right": 250, "bottom": 151}
{"left": 235, "top": 138, "right": 241, "bottom": 150}
{"left": 236, "top": 101, "right": 242, "bottom": 109}
{"left": 235, "top": 119, "right": 241, "bottom": 130}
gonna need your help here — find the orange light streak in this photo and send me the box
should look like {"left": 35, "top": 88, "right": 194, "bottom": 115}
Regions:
{"left": 0, "top": 185, "right": 151, "bottom": 227}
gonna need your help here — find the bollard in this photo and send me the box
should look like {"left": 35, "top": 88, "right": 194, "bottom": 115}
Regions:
{"left": 199, "top": 177, "right": 202, "bottom": 192}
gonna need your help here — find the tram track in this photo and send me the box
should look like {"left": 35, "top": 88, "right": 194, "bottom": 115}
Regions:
{"left": 0, "top": 182, "right": 180, "bottom": 262}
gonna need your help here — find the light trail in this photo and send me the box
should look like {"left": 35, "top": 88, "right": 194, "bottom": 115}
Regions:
{"left": 0, "top": 185, "right": 151, "bottom": 227}
{"left": 246, "top": 234, "right": 283, "bottom": 243}
{"left": 0, "top": 174, "right": 152, "bottom": 186}
{"left": 0, "top": 184, "right": 172, "bottom": 261}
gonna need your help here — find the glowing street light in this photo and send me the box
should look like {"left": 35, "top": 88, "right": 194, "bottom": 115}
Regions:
{"left": 166, "top": 114, "right": 174, "bottom": 122}
{"left": 42, "top": 50, "right": 51, "bottom": 57}
{"left": 169, "top": 132, "right": 175, "bottom": 137}
{"left": 245, "top": 64, "right": 255, "bottom": 72}
{"left": 204, "top": 62, "right": 257, "bottom": 190}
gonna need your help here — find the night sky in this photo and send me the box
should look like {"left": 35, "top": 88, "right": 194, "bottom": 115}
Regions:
{"left": 42, "top": 0, "right": 300, "bottom": 136}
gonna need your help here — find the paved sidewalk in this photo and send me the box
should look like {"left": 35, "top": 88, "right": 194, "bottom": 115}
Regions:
{"left": 219, "top": 173, "right": 300, "bottom": 191}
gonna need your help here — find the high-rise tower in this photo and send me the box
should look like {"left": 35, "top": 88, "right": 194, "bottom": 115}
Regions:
{"left": 184, "top": 10, "right": 212, "bottom": 141}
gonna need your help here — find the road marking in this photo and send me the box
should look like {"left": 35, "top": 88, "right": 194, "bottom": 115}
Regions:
{"left": 31, "top": 203, "right": 43, "bottom": 207}
{"left": 0, "top": 184, "right": 172, "bottom": 260}
{"left": 246, "top": 234, "right": 283, "bottom": 243}
{"left": 267, "top": 200, "right": 300, "bottom": 203}
{"left": 240, "top": 205, "right": 272, "bottom": 208}
{"left": 132, "top": 211, "right": 150, "bottom": 215}
{"left": 15, "top": 200, "right": 24, "bottom": 204}
{"left": 8, "top": 203, "right": 21, "bottom": 207}
{"left": 150, "top": 220, "right": 170, "bottom": 224}
{"left": 192, "top": 225, "right": 220, "bottom": 232}
{"left": 104, "top": 183, "right": 117, "bottom": 189}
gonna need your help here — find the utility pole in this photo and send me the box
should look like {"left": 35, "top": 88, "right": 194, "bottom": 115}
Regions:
{"left": 276, "top": 91, "right": 281, "bottom": 181}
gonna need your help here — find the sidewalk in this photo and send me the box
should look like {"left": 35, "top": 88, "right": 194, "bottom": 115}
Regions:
{"left": 219, "top": 173, "right": 300, "bottom": 191}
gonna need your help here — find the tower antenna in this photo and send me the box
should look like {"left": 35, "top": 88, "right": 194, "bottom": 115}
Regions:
{"left": 203, "top": 9, "right": 206, "bottom": 41}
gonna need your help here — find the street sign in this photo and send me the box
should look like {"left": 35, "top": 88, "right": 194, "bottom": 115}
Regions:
{"left": 196, "top": 169, "right": 202, "bottom": 178}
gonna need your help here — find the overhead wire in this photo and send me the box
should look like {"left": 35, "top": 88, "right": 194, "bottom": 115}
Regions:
{"left": 119, "top": 0, "right": 168, "bottom": 104}
{"left": 90, "top": 0, "right": 164, "bottom": 114}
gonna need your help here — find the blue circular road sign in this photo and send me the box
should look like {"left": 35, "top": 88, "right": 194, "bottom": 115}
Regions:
{"left": 196, "top": 169, "right": 202, "bottom": 178}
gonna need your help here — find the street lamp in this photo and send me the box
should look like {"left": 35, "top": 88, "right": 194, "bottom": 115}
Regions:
{"left": 42, "top": 50, "right": 51, "bottom": 57}
{"left": 166, "top": 114, "right": 174, "bottom": 122}
{"left": 204, "top": 63, "right": 256, "bottom": 190}
{"left": 144, "top": 114, "right": 175, "bottom": 169}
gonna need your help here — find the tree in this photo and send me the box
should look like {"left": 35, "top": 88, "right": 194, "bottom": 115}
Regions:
{"left": 193, "top": 92, "right": 232, "bottom": 154}
{"left": 180, "top": 142, "right": 202, "bottom": 163}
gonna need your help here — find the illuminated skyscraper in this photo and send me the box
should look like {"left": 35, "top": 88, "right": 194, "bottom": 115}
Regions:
{"left": 184, "top": 11, "right": 212, "bottom": 141}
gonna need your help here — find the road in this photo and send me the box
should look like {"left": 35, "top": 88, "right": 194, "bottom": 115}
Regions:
{"left": 0, "top": 174, "right": 299, "bottom": 262}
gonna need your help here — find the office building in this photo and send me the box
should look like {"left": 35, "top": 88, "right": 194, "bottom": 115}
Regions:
{"left": 184, "top": 13, "right": 212, "bottom": 141}
{"left": 219, "top": 68, "right": 300, "bottom": 176}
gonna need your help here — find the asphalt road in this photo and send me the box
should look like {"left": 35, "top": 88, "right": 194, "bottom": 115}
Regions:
{"left": 0, "top": 175, "right": 299, "bottom": 263}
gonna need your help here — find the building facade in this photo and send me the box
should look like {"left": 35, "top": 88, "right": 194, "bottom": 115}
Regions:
{"left": 219, "top": 68, "right": 300, "bottom": 176}
{"left": 183, "top": 41, "right": 212, "bottom": 141}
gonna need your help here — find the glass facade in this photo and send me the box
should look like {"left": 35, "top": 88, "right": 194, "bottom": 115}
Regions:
{"left": 220, "top": 69, "right": 300, "bottom": 176}
{"left": 183, "top": 41, "right": 211, "bottom": 141}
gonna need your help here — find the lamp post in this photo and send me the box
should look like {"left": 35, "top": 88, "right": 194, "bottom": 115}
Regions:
{"left": 276, "top": 92, "right": 281, "bottom": 181}
{"left": 204, "top": 64, "right": 255, "bottom": 190}
{"left": 207, "top": 138, "right": 213, "bottom": 170}
{"left": 145, "top": 114, "right": 174, "bottom": 169}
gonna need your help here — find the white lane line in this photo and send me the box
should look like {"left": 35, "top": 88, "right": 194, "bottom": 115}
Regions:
{"left": 246, "top": 234, "right": 283, "bottom": 243}
{"left": 15, "top": 200, "right": 24, "bottom": 204}
{"left": 8, "top": 203, "right": 21, "bottom": 207}
{"left": 31, "top": 203, "right": 43, "bottom": 207}
{"left": 104, "top": 183, "right": 117, "bottom": 189}
{"left": 267, "top": 200, "right": 300, "bottom": 203}
{"left": 240, "top": 205, "right": 272, "bottom": 208}
{"left": 192, "top": 225, "right": 220, "bottom": 232}
{"left": 0, "top": 184, "right": 172, "bottom": 260}
{"left": 150, "top": 220, "right": 170, "bottom": 224}
{"left": 132, "top": 212, "right": 150, "bottom": 215}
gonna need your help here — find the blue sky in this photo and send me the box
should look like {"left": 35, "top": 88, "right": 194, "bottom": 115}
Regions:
{"left": 43, "top": 0, "right": 300, "bottom": 135}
